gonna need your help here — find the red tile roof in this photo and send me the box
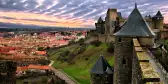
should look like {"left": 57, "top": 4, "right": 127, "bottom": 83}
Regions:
{"left": 36, "top": 51, "right": 46, "bottom": 55}
{"left": 28, "top": 65, "right": 51, "bottom": 70}
{"left": 16, "top": 66, "right": 28, "bottom": 72}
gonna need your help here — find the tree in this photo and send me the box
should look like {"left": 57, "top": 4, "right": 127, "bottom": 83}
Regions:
{"left": 90, "top": 40, "right": 102, "bottom": 47}
{"left": 38, "top": 47, "right": 45, "bottom": 51}
{"left": 107, "top": 43, "right": 114, "bottom": 53}
{"left": 69, "top": 40, "right": 75, "bottom": 44}
{"left": 78, "top": 38, "right": 85, "bottom": 45}
{"left": 38, "top": 59, "right": 50, "bottom": 65}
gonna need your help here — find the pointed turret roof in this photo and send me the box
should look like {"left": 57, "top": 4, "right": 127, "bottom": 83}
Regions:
{"left": 153, "top": 11, "right": 163, "bottom": 18}
{"left": 97, "top": 17, "right": 103, "bottom": 23}
{"left": 90, "top": 56, "right": 113, "bottom": 74}
{"left": 114, "top": 3, "right": 155, "bottom": 37}
{"left": 117, "top": 12, "right": 122, "bottom": 18}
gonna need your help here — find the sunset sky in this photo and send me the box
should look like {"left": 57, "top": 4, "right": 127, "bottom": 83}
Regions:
{"left": 0, "top": 0, "right": 168, "bottom": 28}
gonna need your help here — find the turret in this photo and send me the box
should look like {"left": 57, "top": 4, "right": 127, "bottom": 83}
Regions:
{"left": 97, "top": 17, "right": 104, "bottom": 23}
{"left": 95, "top": 17, "right": 105, "bottom": 34}
{"left": 152, "top": 11, "right": 164, "bottom": 40}
{"left": 113, "top": 3, "right": 155, "bottom": 84}
{"left": 90, "top": 56, "right": 113, "bottom": 84}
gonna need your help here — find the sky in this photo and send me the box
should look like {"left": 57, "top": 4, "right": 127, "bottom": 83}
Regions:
{"left": 0, "top": 0, "right": 168, "bottom": 28}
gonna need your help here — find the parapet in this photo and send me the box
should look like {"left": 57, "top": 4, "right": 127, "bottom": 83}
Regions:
{"left": 133, "top": 38, "right": 164, "bottom": 84}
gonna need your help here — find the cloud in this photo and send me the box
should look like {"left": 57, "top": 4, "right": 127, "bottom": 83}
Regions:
{"left": 0, "top": 0, "right": 167, "bottom": 28}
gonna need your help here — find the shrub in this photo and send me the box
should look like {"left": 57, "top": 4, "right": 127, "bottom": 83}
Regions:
{"left": 41, "top": 76, "right": 48, "bottom": 83}
{"left": 69, "top": 40, "right": 75, "bottom": 44}
{"left": 90, "top": 40, "right": 102, "bottom": 47}
{"left": 38, "top": 59, "right": 50, "bottom": 65}
{"left": 60, "top": 50, "right": 70, "bottom": 57}
{"left": 78, "top": 38, "right": 85, "bottom": 45}
{"left": 57, "top": 50, "right": 70, "bottom": 62}
{"left": 164, "top": 40, "right": 168, "bottom": 50}
{"left": 38, "top": 47, "right": 45, "bottom": 51}
{"left": 107, "top": 43, "right": 114, "bottom": 53}
{"left": 78, "top": 45, "right": 86, "bottom": 54}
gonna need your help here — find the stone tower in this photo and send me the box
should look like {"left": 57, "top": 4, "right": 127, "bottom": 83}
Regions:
{"left": 95, "top": 17, "right": 105, "bottom": 34}
{"left": 113, "top": 3, "right": 155, "bottom": 84}
{"left": 90, "top": 56, "right": 113, "bottom": 84}
{"left": 152, "top": 11, "right": 164, "bottom": 30}
{"left": 105, "top": 9, "right": 118, "bottom": 35}
{"left": 152, "top": 11, "right": 164, "bottom": 40}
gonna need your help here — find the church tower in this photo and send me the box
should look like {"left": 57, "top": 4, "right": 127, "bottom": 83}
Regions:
{"left": 113, "top": 3, "right": 155, "bottom": 84}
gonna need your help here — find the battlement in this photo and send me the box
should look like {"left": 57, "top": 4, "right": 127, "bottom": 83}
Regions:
{"left": 133, "top": 38, "right": 164, "bottom": 84}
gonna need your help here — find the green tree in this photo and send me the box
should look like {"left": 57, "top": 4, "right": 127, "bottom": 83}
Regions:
{"left": 107, "top": 43, "right": 114, "bottom": 53}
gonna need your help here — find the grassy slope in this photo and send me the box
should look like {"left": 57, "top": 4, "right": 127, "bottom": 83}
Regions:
{"left": 48, "top": 43, "right": 114, "bottom": 84}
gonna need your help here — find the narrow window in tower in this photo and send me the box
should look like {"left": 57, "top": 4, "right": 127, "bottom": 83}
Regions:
{"left": 123, "top": 58, "right": 126, "bottom": 68}
{"left": 123, "top": 59, "right": 126, "bottom": 64}
{"left": 119, "top": 38, "right": 121, "bottom": 42}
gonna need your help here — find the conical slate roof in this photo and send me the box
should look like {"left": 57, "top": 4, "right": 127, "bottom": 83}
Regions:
{"left": 97, "top": 17, "right": 104, "bottom": 23}
{"left": 106, "top": 67, "right": 113, "bottom": 74}
{"left": 90, "top": 56, "right": 113, "bottom": 74}
{"left": 117, "top": 12, "right": 122, "bottom": 18}
{"left": 153, "top": 11, "right": 163, "bottom": 18}
{"left": 114, "top": 4, "right": 155, "bottom": 37}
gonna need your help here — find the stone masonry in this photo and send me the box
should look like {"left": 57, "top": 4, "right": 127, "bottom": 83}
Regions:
{"left": 114, "top": 37, "right": 133, "bottom": 84}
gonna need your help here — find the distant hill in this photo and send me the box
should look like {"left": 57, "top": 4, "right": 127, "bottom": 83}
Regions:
{"left": 0, "top": 27, "right": 95, "bottom": 32}
{"left": 47, "top": 42, "right": 114, "bottom": 84}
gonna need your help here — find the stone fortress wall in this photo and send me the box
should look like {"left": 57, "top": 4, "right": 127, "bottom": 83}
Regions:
{"left": 90, "top": 4, "right": 167, "bottom": 84}
{"left": 132, "top": 48, "right": 143, "bottom": 84}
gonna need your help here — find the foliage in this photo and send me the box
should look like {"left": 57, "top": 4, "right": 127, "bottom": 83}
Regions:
{"left": 77, "top": 33, "right": 82, "bottom": 36}
{"left": 57, "top": 50, "right": 70, "bottom": 62}
{"left": 37, "top": 47, "right": 45, "bottom": 51}
{"left": 69, "top": 40, "right": 75, "bottom": 44}
{"left": 107, "top": 43, "right": 114, "bottom": 53}
{"left": 48, "top": 43, "right": 114, "bottom": 84}
{"left": 151, "top": 48, "right": 162, "bottom": 59}
{"left": 164, "top": 40, "right": 168, "bottom": 50}
{"left": 41, "top": 76, "right": 48, "bottom": 83}
{"left": 38, "top": 59, "right": 50, "bottom": 65}
{"left": 78, "top": 45, "right": 86, "bottom": 54}
{"left": 60, "top": 50, "right": 70, "bottom": 57}
{"left": 78, "top": 38, "right": 85, "bottom": 45}
{"left": 90, "top": 40, "right": 102, "bottom": 47}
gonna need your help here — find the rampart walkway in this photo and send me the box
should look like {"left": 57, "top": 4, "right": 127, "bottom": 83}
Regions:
{"left": 133, "top": 38, "right": 167, "bottom": 84}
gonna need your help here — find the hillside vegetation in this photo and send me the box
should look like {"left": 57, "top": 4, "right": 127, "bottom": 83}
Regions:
{"left": 47, "top": 41, "right": 114, "bottom": 84}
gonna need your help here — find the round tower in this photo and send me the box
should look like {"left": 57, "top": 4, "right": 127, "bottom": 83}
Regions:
{"left": 113, "top": 3, "right": 155, "bottom": 84}
{"left": 152, "top": 11, "right": 164, "bottom": 40}
{"left": 152, "top": 11, "right": 164, "bottom": 31}
{"left": 114, "top": 37, "right": 133, "bottom": 84}
{"left": 95, "top": 17, "right": 105, "bottom": 34}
